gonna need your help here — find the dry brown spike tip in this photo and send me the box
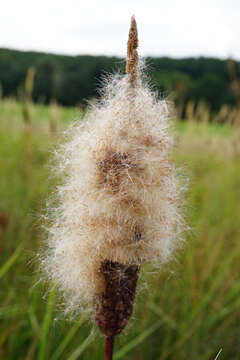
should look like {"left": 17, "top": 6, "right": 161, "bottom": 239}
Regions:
{"left": 126, "top": 15, "right": 139, "bottom": 86}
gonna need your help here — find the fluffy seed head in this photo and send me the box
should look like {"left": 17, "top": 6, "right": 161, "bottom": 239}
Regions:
{"left": 43, "top": 19, "right": 185, "bottom": 315}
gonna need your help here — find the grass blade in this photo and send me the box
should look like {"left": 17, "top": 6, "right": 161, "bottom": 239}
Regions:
{"left": 114, "top": 320, "right": 162, "bottom": 359}
{"left": 0, "top": 243, "right": 23, "bottom": 278}
{"left": 149, "top": 302, "right": 177, "bottom": 329}
{"left": 37, "top": 288, "right": 55, "bottom": 360}
{"left": 51, "top": 317, "right": 86, "bottom": 360}
{"left": 0, "top": 305, "right": 22, "bottom": 318}
{"left": 67, "top": 330, "right": 95, "bottom": 360}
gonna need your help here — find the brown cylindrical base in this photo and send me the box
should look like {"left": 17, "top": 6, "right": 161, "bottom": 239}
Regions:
{"left": 104, "top": 336, "right": 115, "bottom": 360}
{"left": 95, "top": 260, "right": 139, "bottom": 337}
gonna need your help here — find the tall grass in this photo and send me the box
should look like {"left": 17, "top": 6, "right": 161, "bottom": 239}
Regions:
{"left": 1, "top": 99, "right": 240, "bottom": 359}
{"left": 178, "top": 100, "right": 240, "bottom": 126}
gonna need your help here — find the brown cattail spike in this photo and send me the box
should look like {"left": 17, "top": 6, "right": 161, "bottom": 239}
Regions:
{"left": 126, "top": 15, "right": 139, "bottom": 86}
{"left": 94, "top": 261, "right": 139, "bottom": 337}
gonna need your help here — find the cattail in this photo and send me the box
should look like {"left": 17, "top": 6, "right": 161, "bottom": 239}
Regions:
{"left": 43, "top": 16, "right": 185, "bottom": 360}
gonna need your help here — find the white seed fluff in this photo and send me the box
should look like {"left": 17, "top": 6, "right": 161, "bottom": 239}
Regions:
{"left": 43, "top": 69, "right": 185, "bottom": 314}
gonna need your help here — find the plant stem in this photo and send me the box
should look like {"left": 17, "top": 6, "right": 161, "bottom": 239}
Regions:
{"left": 104, "top": 336, "right": 115, "bottom": 360}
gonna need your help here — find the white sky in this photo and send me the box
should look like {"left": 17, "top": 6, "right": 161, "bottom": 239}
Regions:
{"left": 1, "top": 0, "right": 240, "bottom": 59}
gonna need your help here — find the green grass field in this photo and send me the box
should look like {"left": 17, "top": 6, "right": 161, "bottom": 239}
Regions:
{"left": 1, "top": 98, "right": 240, "bottom": 360}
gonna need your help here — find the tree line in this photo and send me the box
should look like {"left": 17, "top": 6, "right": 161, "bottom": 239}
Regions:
{"left": 0, "top": 48, "right": 239, "bottom": 112}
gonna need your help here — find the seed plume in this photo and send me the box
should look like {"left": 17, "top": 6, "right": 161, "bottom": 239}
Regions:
{"left": 42, "top": 15, "right": 185, "bottom": 360}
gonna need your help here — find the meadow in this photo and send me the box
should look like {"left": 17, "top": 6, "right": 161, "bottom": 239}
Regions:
{"left": 1, "top": 98, "right": 240, "bottom": 360}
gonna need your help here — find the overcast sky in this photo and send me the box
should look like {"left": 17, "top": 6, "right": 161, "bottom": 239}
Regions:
{"left": 1, "top": 0, "right": 240, "bottom": 59}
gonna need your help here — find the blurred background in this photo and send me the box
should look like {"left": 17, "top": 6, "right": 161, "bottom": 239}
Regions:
{"left": 1, "top": 0, "right": 240, "bottom": 359}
